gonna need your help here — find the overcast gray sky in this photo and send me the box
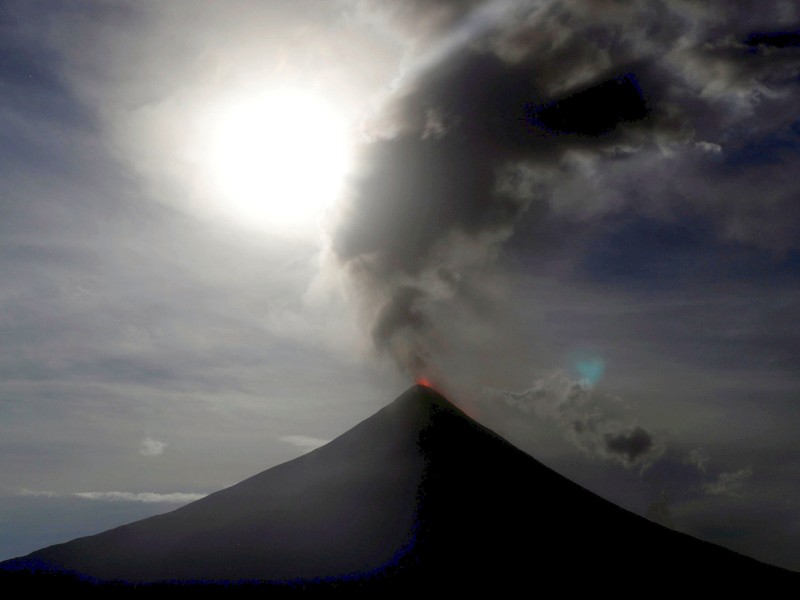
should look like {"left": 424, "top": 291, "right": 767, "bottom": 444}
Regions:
{"left": 1, "top": 0, "right": 799, "bottom": 572}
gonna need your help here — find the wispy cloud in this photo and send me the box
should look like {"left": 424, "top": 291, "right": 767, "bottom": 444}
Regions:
{"left": 17, "top": 490, "right": 206, "bottom": 503}
{"left": 17, "top": 489, "right": 59, "bottom": 498}
{"left": 73, "top": 491, "right": 206, "bottom": 503}
{"left": 687, "top": 447, "right": 711, "bottom": 474}
{"left": 139, "top": 437, "right": 167, "bottom": 457}
{"left": 704, "top": 467, "right": 753, "bottom": 497}
{"left": 487, "top": 372, "right": 664, "bottom": 470}
{"left": 279, "top": 435, "right": 329, "bottom": 453}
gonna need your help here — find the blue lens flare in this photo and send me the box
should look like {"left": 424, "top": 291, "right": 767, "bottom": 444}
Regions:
{"left": 570, "top": 352, "right": 606, "bottom": 386}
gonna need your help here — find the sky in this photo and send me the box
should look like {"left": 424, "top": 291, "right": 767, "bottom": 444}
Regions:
{"left": 1, "top": 0, "right": 799, "bottom": 572}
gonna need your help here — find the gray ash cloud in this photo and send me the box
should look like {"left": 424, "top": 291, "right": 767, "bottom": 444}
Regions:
{"left": 330, "top": 0, "right": 800, "bottom": 377}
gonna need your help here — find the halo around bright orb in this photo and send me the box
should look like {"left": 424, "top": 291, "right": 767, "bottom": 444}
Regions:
{"left": 206, "top": 89, "right": 351, "bottom": 235}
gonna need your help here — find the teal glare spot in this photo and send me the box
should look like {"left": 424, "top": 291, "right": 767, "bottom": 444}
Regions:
{"left": 571, "top": 352, "right": 605, "bottom": 385}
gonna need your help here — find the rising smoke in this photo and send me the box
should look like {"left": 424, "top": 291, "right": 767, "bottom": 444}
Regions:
{"left": 330, "top": 0, "right": 800, "bottom": 379}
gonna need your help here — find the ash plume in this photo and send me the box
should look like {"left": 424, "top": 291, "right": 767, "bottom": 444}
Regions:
{"left": 331, "top": 0, "right": 800, "bottom": 378}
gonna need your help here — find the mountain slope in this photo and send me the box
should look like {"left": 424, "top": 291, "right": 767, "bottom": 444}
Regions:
{"left": 2, "top": 385, "right": 797, "bottom": 591}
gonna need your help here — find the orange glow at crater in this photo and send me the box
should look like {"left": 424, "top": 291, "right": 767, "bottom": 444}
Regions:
{"left": 416, "top": 377, "right": 444, "bottom": 395}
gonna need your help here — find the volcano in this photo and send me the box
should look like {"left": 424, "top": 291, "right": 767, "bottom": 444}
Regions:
{"left": 2, "top": 385, "right": 796, "bottom": 592}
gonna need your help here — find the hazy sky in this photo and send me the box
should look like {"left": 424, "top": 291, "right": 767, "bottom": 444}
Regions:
{"left": 2, "top": 0, "right": 799, "bottom": 572}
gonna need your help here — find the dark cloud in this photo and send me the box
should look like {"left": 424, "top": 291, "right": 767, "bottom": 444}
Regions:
{"left": 604, "top": 426, "right": 654, "bottom": 464}
{"left": 745, "top": 30, "right": 800, "bottom": 49}
{"left": 527, "top": 73, "right": 649, "bottom": 136}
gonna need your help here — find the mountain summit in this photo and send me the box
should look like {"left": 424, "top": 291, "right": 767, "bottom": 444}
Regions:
{"left": 2, "top": 385, "right": 796, "bottom": 592}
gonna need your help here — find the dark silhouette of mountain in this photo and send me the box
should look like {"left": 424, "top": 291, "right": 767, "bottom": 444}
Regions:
{"left": 2, "top": 385, "right": 797, "bottom": 594}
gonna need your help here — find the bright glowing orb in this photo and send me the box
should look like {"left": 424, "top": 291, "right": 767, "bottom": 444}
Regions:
{"left": 207, "top": 90, "right": 351, "bottom": 234}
